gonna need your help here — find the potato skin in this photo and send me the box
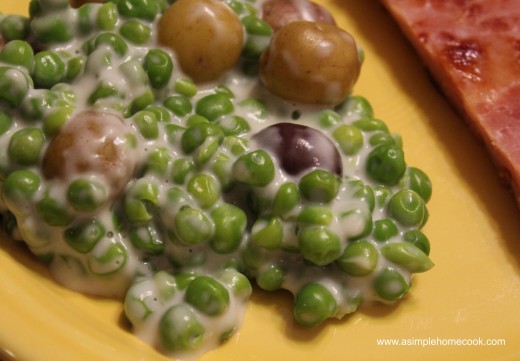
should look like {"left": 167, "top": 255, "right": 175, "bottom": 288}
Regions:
{"left": 259, "top": 21, "right": 361, "bottom": 106}
{"left": 158, "top": 0, "right": 244, "bottom": 83}
{"left": 261, "top": 0, "right": 335, "bottom": 31}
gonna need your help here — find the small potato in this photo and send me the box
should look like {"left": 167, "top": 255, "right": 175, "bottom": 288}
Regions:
{"left": 259, "top": 21, "right": 361, "bottom": 106}
{"left": 42, "top": 110, "right": 138, "bottom": 196}
{"left": 261, "top": 0, "right": 335, "bottom": 31}
{"left": 158, "top": 0, "right": 244, "bottom": 83}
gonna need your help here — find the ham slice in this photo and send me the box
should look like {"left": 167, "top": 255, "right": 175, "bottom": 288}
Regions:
{"left": 380, "top": 0, "right": 520, "bottom": 205}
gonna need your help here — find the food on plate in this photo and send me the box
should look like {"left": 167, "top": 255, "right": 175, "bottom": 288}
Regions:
{"left": 261, "top": 0, "right": 335, "bottom": 31}
{"left": 0, "top": 0, "right": 433, "bottom": 359}
{"left": 379, "top": 0, "right": 520, "bottom": 207}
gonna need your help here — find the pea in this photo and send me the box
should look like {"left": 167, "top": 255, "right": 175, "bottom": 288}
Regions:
{"left": 145, "top": 104, "right": 171, "bottom": 122}
{"left": 130, "top": 222, "right": 164, "bottom": 254}
{"left": 299, "top": 169, "right": 341, "bottom": 203}
{"left": 317, "top": 109, "right": 341, "bottom": 128}
{"left": 96, "top": 2, "right": 117, "bottom": 30}
{"left": 64, "top": 219, "right": 105, "bottom": 253}
{"left": 144, "top": 147, "right": 171, "bottom": 176}
{"left": 65, "top": 56, "right": 86, "bottom": 81}
{"left": 403, "top": 229, "right": 431, "bottom": 256}
{"left": 88, "top": 239, "right": 127, "bottom": 275}
{"left": 195, "top": 93, "right": 234, "bottom": 122}
{"left": 257, "top": 263, "right": 286, "bottom": 291}
{"left": 373, "top": 267, "right": 410, "bottom": 302}
{"left": 91, "top": 32, "right": 128, "bottom": 57}
{"left": 332, "top": 124, "right": 364, "bottom": 155}
{"left": 353, "top": 118, "right": 389, "bottom": 132}
{"left": 232, "top": 150, "right": 275, "bottom": 187}
{"left": 175, "top": 207, "right": 214, "bottom": 245}
{"left": 127, "top": 89, "right": 154, "bottom": 115}
{"left": 88, "top": 81, "right": 119, "bottom": 105}
{"left": 0, "top": 40, "right": 34, "bottom": 71}
{"left": 298, "top": 226, "right": 341, "bottom": 266}
{"left": 31, "top": 14, "right": 72, "bottom": 43}
{"left": 293, "top": 283, "right": 337, "bottom": 327}
{"left": 243, "top": 34, "right": 271, "bottom": 58}
{"left": 124, "top": 280, "right": 159, "bottom": 325}
{"left": 388, "top": 189, "right": 428, "bottom": 228}
{"left": 43, "top": 106, "right": 73, "bottom": 136}
{"left": 251, "top": 216, "right": 283, "bottom": 250}
{"left": 381, "top": 242, "right": 434, "bottom": 273}
{"left": 0, "top": 15, "right": 29, "bottom": 41}
{"left": 366, "top": 143, "right": 406, "bottom": 186}
{"left": 153, "top": 270, "right": 178, "bottom": 301}
{"left": 159, "top": 304, "right": 205, "bottom": 352}
{"left": 38, "top": 0, "right": 69, "bottom": 9}
{"left": 369, "top": 132, "right": 396, "bottom": 147}
{"left": 373, "top": 218, "right": 399, "bottom": 242}
{"left": 227, "top": 0, "right": 245, "bottom": 14}
{"left": 8, "top": 128, "right": 45, "bottom": 166}
{"left": 175, "top": 273, "right": 199, "bottom": 290}
{"left": 77, "top": 3, "right": 95, "bottom": 34}
{"left": 212, "top": 153, "right": 233, "bottom": 190}
{"left": 340, "top": 207, "right": 372, "bottom": 240}
{"left": 350, "top": 181, "right": 375, "bottom": 212}
{"left": 185, "top": 276, "right": 230, "bottom": 316}
{"left": 133, "top": 110, "right": 158, "bottom": 139}
{"left": 272, "top": 182, "right": 300, "bottom": 217}
{"left": 336, "top": 240, "right": 378, "bottom": 276}
{"left": 144, "top": 49, "right": 173, "bottom": 88}
{"left": 119, "top": 60, "right": 148, "bottom": 86}
{"left": 0, "top": 111, "right": 13, "bottom": 136}
{"left": 373, "top": 184, "right": 392, "bottom": 207}
{"left": 164, "top": 94, "right": 192, "bottom": 116}
{"left": 170, "top": 158, "right": 194, "bottom": 185}
{"left": 337, "top": 95, "right": 373, "bottom": 118}
{"left": 222, "top": 135, "right": 248, "bottom": 155}
{"left": 0, "top": 66, "right": 31, "bottom": 107}
{"left": 210, "top": 203, "right": 247, "bottom": 254}
{"left": 181, "top": 122, "right": 224, "bottom": 154}
{"left": 174, "top": 77, "right": 198, "bottom": 97}
{"left": 36, "top": 194, "right": 73, "bottom": 226}
{"left": 117, "top": 0, "right": 159, "bottom": 21}
{"left": 2, "top": 170, "right": 41, "bottom": 209}
{"left": 297, "top": 206, "right": 333, "bottom": 225}
{"left": 237, "top": 98, "right": 268, "bottom": 120}
{"left": 406, "top": 167, "right": 432, "bottom": 203}
{"left": 187, "top": 173, "right": 220, "bottom": 209}
{"left": 33, "top": 51, "right": 65, "bottom": 88}
{"left": 218, "top": 115, "right": 251, "bottom": 136}
{"left": 218, "top": 268, "right": 252, "bottom": 300}
{"left": 67, "top": 178, "right": 107, "bottom": 213}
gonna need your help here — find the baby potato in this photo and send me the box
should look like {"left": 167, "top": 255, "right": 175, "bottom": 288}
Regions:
{"left": 42, "top": 110, "right": 138, "bottom": 196}
{"left": 158, "top": 0, "right": 244, "bottom": 83}
{"left": 259, "top": 21, "right": 361, "bottom": 106}
{"left": 261, "top": 0, "right": 335, "bottom": 31}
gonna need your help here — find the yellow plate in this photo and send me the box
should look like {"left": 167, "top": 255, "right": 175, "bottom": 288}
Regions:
{"left": 1, "top": 1, "right": 520, "bottom": 360}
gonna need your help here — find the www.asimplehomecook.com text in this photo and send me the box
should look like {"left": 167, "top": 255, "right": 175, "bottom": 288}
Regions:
{"left": 376, "top": 337, "right": 506, "bottom": 347}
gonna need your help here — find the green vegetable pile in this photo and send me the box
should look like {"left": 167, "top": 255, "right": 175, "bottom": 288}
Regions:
{"left": 0, "top": 0, "right": 433, "bottom": 357}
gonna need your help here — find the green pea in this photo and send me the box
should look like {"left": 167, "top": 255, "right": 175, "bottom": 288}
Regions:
{"left": 272, "top": 182, "right": 300, "bottom": 217}
{"left": 164, "top": 94, "right": 192, "bottom": 116}
{"left": 175, "top": 207, "right": 214, "bottom": 245}
{"left": 65, "top": 56, "right": 86, "bottom": 81}
{"left": 210, "top": 203, "right": 247, "bottom": 254}
{"left": 77, "top": 3, "right": 95, "bottom": 34}
{"left": 181, "top": 122, "right": 223, "bottom": 154}
{"left": 175, "top": 273, "right": 199, "bottom": 290}
{"left": 36, "top": 194, "right": 73, "bottom": 226}
{"left": 187, "top": 173, "right": 220, "bottom": 209}
{"left": 130, "top": 222, "right": 164, "bottom": 254}
{"left": 241, "top": 14, "right": 272, "bottom": 35}
{"left": 127, "top": 89, "right": 154, "bottom": 116}
{"left": 169, "top": 158, "right": 193, "bottom": 185}
{"left": 0, "top": 111, "right": 13, "bottom": 136}
{"left": 87, "top": 81, "right": 119, "bottom": 105}
{"left": 218, "top": 115, "right": 251, "bottom": 136}
{"left": 91, "top": 32, "right": 128, "bottom": 57}
{"left": 366, "top": 143, "right": 406, "bottom": 186}
{"left": 381, "top": 242, "right": 434, "bottom": 273}
{"left": 159, "top": 304, "right": 205, "bottom": 352}
{"left": 318, "top": 109, "right": 341, "bottom": 128}
{"left": 237, "top": 98, "right": 268, "bottom": 119}
{"left": 64, "top": 219, "right": 105, "bottom": 253}
{"left": 222, "top": 135, "right": 248, "bottom": 155}
{"left": 337, "top": 95, "right": 373, "bottom": 118}
{"left": 373, "top": 267, "right": 410, "bottom": 302}
{"left": 87, "top": 239, "right": 127, "bottom": 275}
{"left": 174, "top": 77, "right": 197, "bottom": 97}
{"left": 168, "top": 243, "right": 206, "bottom": 268}
{"left": 195, "top": 93, "right": 234, "bottom": 122}
{"left": 119, "top": 60, "right": 148, "bottom": 86}
{"left": 96, "top": 2, "right": 118, "bottom": 30}
{"left": 293, "top": 282, "right": 337, "bottom": 327}
{"left": 32, "top": 51, "right": 65, "bottom": 88}
{"left": 373, "top": 184, "right": 392, "bottom": 207}
{"left": 406, "top": 167, "right": 432, "bottom": 203}
{"left": 340, "top": 207, "right": 372, "bottom": 240}
{"left": 0, "top": 15, "right": 29, "bottom": 41}
{"left": 299, "top": 169, "right": 341, "bottom": 203}
{"left": 388, "top": 189, "right": 428, "bottom": 228}
{"left": 0, "top": 40, "right": 34, "bottom": 71}
{"left": 66, "top": 178, "right": 107, "bottom": 213}
{"left": 373, "top": 218, "right": 399, "bottom": 242}
{"left": 144, "top": 147, "right": 170, "bottom": 176}
{"left": 124, "top": 279, "right": 159, "bottom": 325}
{"left": 333, "top": 124, "right": 363, "bottom": 156}
{"left": 257, "top": 263, "right": 286, "bottom": 291}
{"left": 218, "top": 268, "right": 252, "bottom": 300}
{"left": 297, "top": 205, "right": 333, "bottom": 225}
{"left": 154, "top": 270, "right": 178, "bottom": 301}
{"left": 369, "top": 132, "right": 396, "bottom": 147}
{"left": 145, "top": 104, "right": 171, "bottom": 122}
{"left": 0, "top": 66, "right": 31, "bottom": 107}
{"left": 227, "top": 0, "right": 245, "bottom": 14}
{"left": 38, "top": 0, "right": 69, "bottom": 9}
{"left": 124, "top": 199, "right": 152, "bottom": 223}
{"left": 349, "top": 180, "right": 376, "bottom": 212}
{"left": 185, "top": 276, "right": 230, "bottom": 316}
{"left": 232, "top": 150, "right": 275, "bottom": 187}
{"left": 8, "top": 127, "right": 45, "bottom": 166}
{"left": 144, "top": 48, "right": 173, "bottom": 88}
{"left": 133, "top": 110, "right": 158, "bottom": 139}
{"left": 251, "top": 216, "right": 283, "bottom": 250}
{"left": 43, "top": 106, "right": 73, "bottom": 136}
{"left": 31, "top": 14, "right": 73, "bottom": 43}
{"left": 241, "top": 244, "right": 266, "bottom": 271}
{"left": 353, "top": 118, "right": 389, "bottom": 132}
{"left": 403, "top": 229, "right": 430, "bottom": 256}
{"left": 298, "top": 226, "right": 341, "bottom": 266}
{"left": 2, "top": 170, "right": 41, "bottom": 209}
{"left": 243, "top": 34, "right": 271, "bottom": 58}
{"left": 117, "top": 0, "right": 159, "bottom": 21}
{"left": 336, "top": 240, "right": 378, "bottom": 276}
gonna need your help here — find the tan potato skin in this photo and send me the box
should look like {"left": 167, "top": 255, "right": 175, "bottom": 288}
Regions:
{"left": 261, "top": 0, "right": 336, "bottom": 31}
{"left": 259, "top": 21, "right": 360, "bottom": 106}
{"left": 158, "top": 0, "right": 244, "bottom": 83}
